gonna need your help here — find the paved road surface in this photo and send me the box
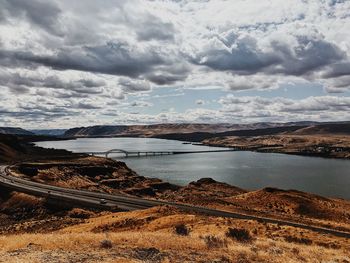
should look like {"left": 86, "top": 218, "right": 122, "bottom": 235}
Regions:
{"left": 1, "top": 165, "right": 349, "bottom": 239}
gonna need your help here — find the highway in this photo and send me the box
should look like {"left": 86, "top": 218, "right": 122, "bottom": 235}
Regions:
{"left": 1, "top": 165, "right": 350, "bottom": 239}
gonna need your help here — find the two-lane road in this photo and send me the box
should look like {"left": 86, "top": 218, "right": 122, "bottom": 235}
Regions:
{"left": 1, "top": 165, "right": 350, "bottom": 239}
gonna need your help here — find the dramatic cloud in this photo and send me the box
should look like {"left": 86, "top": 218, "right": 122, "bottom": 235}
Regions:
{"left": 119, "top": 78, "right": 151, "bottom": 93}
{"left": 0, "top": 0, "right": 349, "bottom": 127}
{"left": 0, "top": 0, "right": 63, "bottom": 36}
{"left": 193, "top": 32, "right": 345, "bottom": 76}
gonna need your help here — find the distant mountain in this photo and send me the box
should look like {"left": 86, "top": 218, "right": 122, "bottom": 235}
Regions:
{"left": 63, "top": 122, "right": 324, "bottom": 138}
{"left": 30, "top": 129, "right": 67, "bottom": 136}
{"left": 64, "top": 125, "right": 128, "bottom": 137}
{"left": 63, "top": 123, "right": 248, "bottom": 137}
{"left": 288, "top": 123, "right": 350, "bottom": 135}
{"left": 0, "top": 127, "right": 34, "bottom": 136}
{"left": 155, "top": 125, "right": 310, "bottom": 142}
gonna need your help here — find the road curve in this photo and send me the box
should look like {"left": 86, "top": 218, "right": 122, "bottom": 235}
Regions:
{"left": 1, "top": 164, "right": 350, "bottom": 239}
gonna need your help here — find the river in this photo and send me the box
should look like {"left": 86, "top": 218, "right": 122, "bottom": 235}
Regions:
{"left": 36, "top": 137, "right": 350, "bottom": 199}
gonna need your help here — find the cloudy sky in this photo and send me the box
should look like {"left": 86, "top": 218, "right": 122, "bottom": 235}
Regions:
{"left": 0, "top": 0, "right": 350, "bottom": 128}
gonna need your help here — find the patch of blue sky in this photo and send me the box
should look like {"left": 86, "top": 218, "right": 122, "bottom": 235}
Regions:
{"left": 126, "top": 83, "right": 350, "bottom": 115}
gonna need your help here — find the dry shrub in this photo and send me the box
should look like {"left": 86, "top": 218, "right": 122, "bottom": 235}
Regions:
{"left": 174, "top": 224, "right": 190, "bottom": 236}
{"left": 236, "top": 252, "right": 250, "bottom": 263}
{"left": 203, "top": 235, "right": 227, "bottom": 249}
{"left": 315, "top": 241, "right": 340, "bottom": 249}
{"left": 132, "top": 247, "right": 165, "bottom": 262}
{"left": 284, "top": 236, "right": 312, "bottom": 245}
{"left": 226, "top": 228, "right": 252, "bottom": 243}
{"left": 68, "top": 208, "right": 95, "bottom": 219}
{"left": 291, "top": 247, "right": 300, "bottom": 255}
{"left": 100, "top": 239, "right": 113, "bottom": 249}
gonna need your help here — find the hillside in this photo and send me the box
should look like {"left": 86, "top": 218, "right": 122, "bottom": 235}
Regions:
{"left": 63, "top": 122, "right": 323, "bottom": 138}
{"left": 0, "top": 134, "right": 27, "bottom": 163}
{"left": 0, "top": 134, "right": 79, "bottom": 163}
{"left": 30, "top": 129, "right": 67, "bottom": 136}
{"left": 203, "top": 134, "right": 350, "bottom": 159}
{"left": 288, "top": 123, "right": 350, "bottom": 135}
{"left": 0, "top": 127, "right": 33, "bottom": 136}
{"left": 63, "top": 124, "right": 238, "bottom": 137}
{"left": 1, "top": 157, "right": 350, "bottom": 262}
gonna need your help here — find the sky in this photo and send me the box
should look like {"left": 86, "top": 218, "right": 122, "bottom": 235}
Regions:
{"left": 0, "top": 0, "right": 350, "bottom": 129}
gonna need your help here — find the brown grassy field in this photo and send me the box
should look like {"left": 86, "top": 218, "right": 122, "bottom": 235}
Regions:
{"left": 1, "top": 156, "right": 350, "bottom": 262}
{"left": 0, "top": 206, "right": 349, "bottom": 262}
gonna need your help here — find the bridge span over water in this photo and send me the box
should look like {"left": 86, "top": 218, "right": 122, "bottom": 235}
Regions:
{"left": 80, "top": 148, "right": 236, "bottom": 158}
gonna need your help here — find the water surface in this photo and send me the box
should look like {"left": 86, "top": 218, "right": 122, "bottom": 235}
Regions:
{"left": 36, "top": 137, "right": 350, "bottom": 199}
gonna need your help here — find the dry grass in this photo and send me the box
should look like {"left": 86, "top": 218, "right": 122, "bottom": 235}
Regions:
{"left": 1, "top": 206, "right": 349, "bottom": 262}
{"left": 0, "top": 231, "right": 349, "bottom": 263}
{"left": 1, "top": 192, "right": 43, "bottom": 210}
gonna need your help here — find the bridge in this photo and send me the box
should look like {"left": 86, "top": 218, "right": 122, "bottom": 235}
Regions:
{"left": 80, "top": 149, "right": 236, "bottom": 158}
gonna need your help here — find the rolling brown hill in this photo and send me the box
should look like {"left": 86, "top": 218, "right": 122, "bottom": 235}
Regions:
{"left": 63, "top": 122, "right": 322, "bottom": 138}
{"left": 287, "top": 123, "right": 350, "bottom": 135}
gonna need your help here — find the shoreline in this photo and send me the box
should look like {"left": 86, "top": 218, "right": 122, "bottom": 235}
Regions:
{"left": 33, "top": 134, "right": 350, "bottom": 160}
{"left": 203, "top": 142, "right": 350, "bottom": 160}
{"left": 31, "top": 137, "right": 350, "bottom": 200}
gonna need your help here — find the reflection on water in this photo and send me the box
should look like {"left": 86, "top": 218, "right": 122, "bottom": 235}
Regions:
{"left": 36, "top": 137, "right": 350, "bottom": 199}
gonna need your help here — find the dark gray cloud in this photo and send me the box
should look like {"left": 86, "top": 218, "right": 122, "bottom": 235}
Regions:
{"left": 0, "top": 0, "right": 63, "bottom": 36}
{"left": 52, "top": 91, "right": 89, "bottom": 99}
{"left": 193, "top": 34, "right": 345, "bottom": 77}
{"left": 144, "top": 63, "right": 190, "bottom": 85}
{"left": 0, "top": 42, "right": 181, "bottom": 83}
{"left": 269, "top": 36, "right": 345, "bottom": 76}
{"left": 323, "top": 62, "right": 350, "bottom": 78}
{"left": 193, "top": 35, "right": 280, "bottom": 73}
{"left": 75, "top": 102, "right": 101, "bottom": 110}
{"left": 4, "top": 105, "right": 76, "bottom": 121}
{"left": 0, "top": 71, "right": 105, "bottom": 95}
{"left": 7, "top": 85, "right": 30, "bottom": 94}
{"left": 130, "top": 100, "right": 152, "bottom": 107}
{"left": 146, "top": 73, "right": 187, "bottom": 85}
{"left": 119, "top": 78, "right": 151, "bottom": 93}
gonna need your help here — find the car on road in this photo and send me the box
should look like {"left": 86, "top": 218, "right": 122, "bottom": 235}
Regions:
{"left": 100, "top": 198, "right": 107, "bottom": 204}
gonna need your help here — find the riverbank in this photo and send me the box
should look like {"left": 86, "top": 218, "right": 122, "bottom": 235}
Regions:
{"left": 202, "top": 134, "right": 350, "bottom": 159}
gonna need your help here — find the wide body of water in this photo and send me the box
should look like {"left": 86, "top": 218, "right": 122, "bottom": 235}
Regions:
{"left": 36, "top": 137, "right": 350, "bottom": 199}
